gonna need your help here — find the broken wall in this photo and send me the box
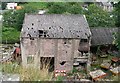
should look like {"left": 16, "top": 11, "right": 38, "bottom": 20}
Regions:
{"left": 21, "top": 38, "right": 80, "bottom": 72}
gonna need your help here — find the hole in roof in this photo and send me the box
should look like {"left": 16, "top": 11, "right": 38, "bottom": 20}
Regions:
{"left": 44, "top": 35, "right": 46, "bottom": 37}
{"left": 60, "top": 61, "right": 66, "bottom": 65}
{"left": 31, "top": 28, "right": 33, "bottom": 29}
{"left": 49, "top": 27, "right": 51, "bottom": 29}
{"left": 47, "top": 34, "right": 49, "bottom": 37}
{"left": 32, "top": 23, "right": 34, "bottom": 26}
{"left": 28, "top": 28, "right": 29, "bottom": 30}
{"left": 27, "top": 34, "right": 31, "bottom": 37}
{"left": 38, "top": 30, "right": 44, "bottom": 37}
{"left": 66, "top": 51, "right": 67, "bottom": 53}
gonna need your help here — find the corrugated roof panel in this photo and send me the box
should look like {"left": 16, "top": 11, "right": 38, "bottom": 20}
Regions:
{"left": 91, "top": 28, "right": 119, "bottom": 45}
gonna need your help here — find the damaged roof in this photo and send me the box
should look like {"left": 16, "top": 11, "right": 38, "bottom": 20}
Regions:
{"left": 91, "top": 28, "right": 118, "bottom": 46}
{"left": 21, "top": 14, "right": 91, "bottom": 39}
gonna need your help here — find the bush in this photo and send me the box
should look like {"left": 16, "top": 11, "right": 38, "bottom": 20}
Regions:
{"left": 3, "top": 5, "right": 37, "bottom": 31}
{"left": 2, "top": 27, "right": 20, "bottom": 44}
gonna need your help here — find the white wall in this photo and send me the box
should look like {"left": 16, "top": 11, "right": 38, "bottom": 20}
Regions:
{"left": 6, "top": 3, "right": 17, "bottom": 9}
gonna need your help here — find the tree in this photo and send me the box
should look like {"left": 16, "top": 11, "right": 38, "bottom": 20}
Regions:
{"left": 114, "top": 1, "right": 120, "bottom": 53}
{"left": 47, "top": 2, "right": 67, "bottom": 14}
{"left": 47, "top": 2, "right": 83, "bottom": 14}
{"left": 3, "top": 5, "right": 37, "bottom": 31}
{"left": 1, "top": 2, "right": 7, "bottom": 10}
{"left": 84, "top": 4, "right": 115, "bottom": 27}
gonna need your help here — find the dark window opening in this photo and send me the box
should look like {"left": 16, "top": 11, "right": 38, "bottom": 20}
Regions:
{"left": 28, "top": 28, "right": 29, "bottom": 30}
{"left": 39, "top": 30, "right": 44, "bottom": 34}
{"left": 80, "top": 39, "right": 88, "bottom": 43}
{"left": 60, "top": 61, "right": 66, "bottom": 65}
{"left": 38, "top": 30, "right": 44, "bottom": 37}
{"left": 31, "top": 27, "right": 33, "bottom": 29}
{"left": 38, "top": 30, "right": 48, "bottom": 38}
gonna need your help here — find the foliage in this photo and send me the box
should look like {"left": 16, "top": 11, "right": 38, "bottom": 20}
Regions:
{"left": 2, "top": 62, "right": 20, "bottom": 74}
{"left": 3, "top": 5, "right": 37, "bottom": 31}
{"left": 1, "top": 2, "right": 7, "bottom": 10}
{"left": 114, "top": 1, "right": 120, "bottom": 52}
{"left": 47, "top": 2, "right": 67, "bottom": 14}
{"left": 84, "top": 4, "right": 115, "bottom": 27}
{"left": 47, "top": 2, "right": 83, "bottom": 14}
{"left": 72, "top": 67, "right": 78, "bottom": 73}
{"left": 56, "top": 76, "right": 64, "bottom": 81}
{"left": 2, "top": 27, "right": 20, "bottom": 44}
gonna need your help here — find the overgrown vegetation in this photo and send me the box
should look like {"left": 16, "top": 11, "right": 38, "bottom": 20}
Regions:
{"left": 2, "top": 27, "right": 20, "bottom": 43}
{"left": 114, "top": 2, "right": 120, "bottom": 52}
{"left": 2, "top": 61, "right": 53, "bottom": 81}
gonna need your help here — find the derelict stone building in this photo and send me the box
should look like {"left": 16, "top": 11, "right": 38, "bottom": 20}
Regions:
{"left": 20, "top": 14, "right": 91, "bottom": 72}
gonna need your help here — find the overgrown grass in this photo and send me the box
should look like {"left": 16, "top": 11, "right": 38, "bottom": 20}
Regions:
{"left": 2, "top": 62, "right": 20, "bottom": 74}
{"left": 20, "top": 67, "right": 53, "bottom": 81}
{"left": 2, "top": 59, "right": 53, "bottom": 81}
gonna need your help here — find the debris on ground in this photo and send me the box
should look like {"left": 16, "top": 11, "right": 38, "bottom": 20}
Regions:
{"left": 89, "top": 69, "right": 107, "bottom": 81}
{"left": 110, "top": 66, "right": 120, "bottom": 75}
{"left": 100, "top": 60, "right": 111, "bottom": 69}
{"left": 0, "top": 72, "right": 20, "bottom": 81}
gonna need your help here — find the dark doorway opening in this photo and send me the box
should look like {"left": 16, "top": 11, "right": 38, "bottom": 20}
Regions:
{"left": 40, "top": 57, "right": 54, "bottom": 72}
